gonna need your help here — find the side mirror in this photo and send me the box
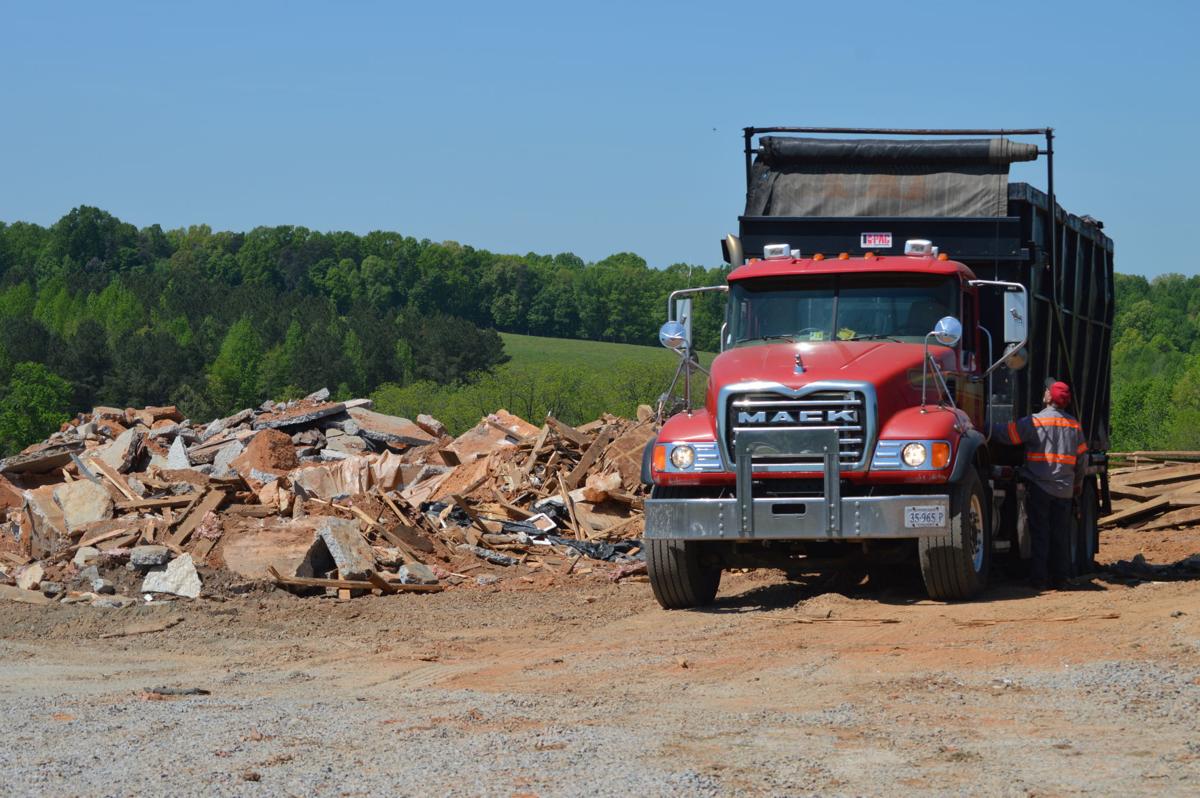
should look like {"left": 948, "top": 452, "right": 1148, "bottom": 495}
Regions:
{"left": 721, "top": 234, "right": 743, "bottom": 266}
{"left": 1003, "top": 289, "right": 1027, "bottom": 344}
{"left": 659, "top": 321, "right": 688, "bottom": 351}
{"left": 931, "top": 316, "right": 962, "bottom": 347}
{"left": 1003, "top": 344, "right": 1028, "bottom": 370}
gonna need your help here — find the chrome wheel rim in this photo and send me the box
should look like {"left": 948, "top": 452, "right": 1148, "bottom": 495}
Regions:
{"left": 969, "top": 493, "right": 985, "bottom": 573}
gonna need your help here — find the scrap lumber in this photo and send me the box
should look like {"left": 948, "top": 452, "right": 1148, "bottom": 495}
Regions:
{"left": 1140, "top": 505, "right": 1200, "bottom": 531}
{"left": 266, "top": 566, "right": 442, "bottom": 593}
{"left": 546, "top": 416, "right": 589, "bottom": 448}
{"left": 88, "top": 458, "right": 139, "bottom": 502}
{"left": 1115, "top": 463, "right": 1200, "bottom": 489}
{"left": 564, "top": 429, "right": 615, "bottom": 490}
{"left": 1099, "top": 495, "right": 1169, "bottom": 528}
{"left": 167, "top": 489, "right": 226, "bottom": 547}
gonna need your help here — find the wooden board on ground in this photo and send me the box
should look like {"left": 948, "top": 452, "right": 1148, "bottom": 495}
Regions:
{"left": 267, "top": 566, "right": 442, "bottom": 593}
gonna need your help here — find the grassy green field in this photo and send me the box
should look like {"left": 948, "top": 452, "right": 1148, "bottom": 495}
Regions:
{"left": 371, "top": 333, "right": 713, "bottom": 433}
{"left": 499, "top": 332, "right": 714, "bottom": 371}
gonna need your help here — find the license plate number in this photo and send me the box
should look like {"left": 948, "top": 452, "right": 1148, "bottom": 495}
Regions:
{"left": 905, "top": 505, "right": 946, "bottom": 528}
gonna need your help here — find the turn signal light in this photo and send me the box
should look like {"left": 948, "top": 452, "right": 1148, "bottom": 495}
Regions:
{"left": 652, "top": 445, "right": 666, "bottom": 472}
{"left": 931, "top": 442, "right": 951, "bottom": 469}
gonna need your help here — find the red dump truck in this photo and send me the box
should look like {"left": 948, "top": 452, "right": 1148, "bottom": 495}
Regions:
{"left": 643, "top": 126, "right": 1114, "bottom": 608}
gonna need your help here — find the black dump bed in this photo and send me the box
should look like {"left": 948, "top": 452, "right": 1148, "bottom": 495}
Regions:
{"left": 738, "top": 128, "right": 1114, "bottom": 451}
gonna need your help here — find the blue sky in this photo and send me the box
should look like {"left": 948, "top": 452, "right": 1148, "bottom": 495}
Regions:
{"left": 1, "top": 0, "right": 1195, "bottom": 276}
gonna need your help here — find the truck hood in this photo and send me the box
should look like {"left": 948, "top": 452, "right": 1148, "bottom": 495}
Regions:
{"left": 707, "top": 341, "right": 949, "bottom": 412}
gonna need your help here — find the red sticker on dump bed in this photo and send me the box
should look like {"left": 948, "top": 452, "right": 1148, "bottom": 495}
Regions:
{"left": 860, "top": 232, "right": 892, "bottom": 249}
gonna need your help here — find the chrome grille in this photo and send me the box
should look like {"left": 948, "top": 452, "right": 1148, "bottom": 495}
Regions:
{"left": 726, "top": 390, "right": 868, "bottom": 470}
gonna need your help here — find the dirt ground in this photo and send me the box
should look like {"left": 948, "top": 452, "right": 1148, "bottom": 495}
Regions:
{"left": 2, "top": 527, "right": 1199, "bottom": 797}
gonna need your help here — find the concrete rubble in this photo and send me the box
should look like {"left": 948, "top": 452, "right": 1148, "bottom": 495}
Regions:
{"left": 0, "top": 391, "right": 656, "bottom": 608}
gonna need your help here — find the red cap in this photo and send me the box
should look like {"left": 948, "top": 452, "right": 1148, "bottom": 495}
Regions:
{"left": 1050, "top": 381, "right": 1071, "bottom": 407}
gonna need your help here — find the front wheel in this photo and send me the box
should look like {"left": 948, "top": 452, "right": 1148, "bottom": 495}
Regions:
{"left": 918, "top": 467, "right": 990, "bottom": 601}
{"left": 646, "top": 487, "right": 722, "bottom": 609}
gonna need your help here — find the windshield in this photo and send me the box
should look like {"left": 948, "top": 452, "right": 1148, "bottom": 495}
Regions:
{"left": 729, "top": 273, "right": 959, "bottom": 346}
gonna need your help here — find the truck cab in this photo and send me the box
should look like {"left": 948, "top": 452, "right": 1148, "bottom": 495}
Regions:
{"left": 644, "top": 127, "right": 1113, "bottom": 608}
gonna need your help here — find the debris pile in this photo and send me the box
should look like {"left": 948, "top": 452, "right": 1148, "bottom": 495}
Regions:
{"left": 1101, "top": 453, "right": 1200, "bottom": 530}
{"left": 0, "top": 390, "right": 656, "bottom": 606}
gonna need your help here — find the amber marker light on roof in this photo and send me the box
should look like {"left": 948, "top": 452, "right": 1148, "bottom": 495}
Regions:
{"left": 838, "top": 252, "right": 850, "bottom": 260}
{"left": 812, "top": 253, "right": 825, "bottom": 261}
{"left": 864, "top": 252, "right": 876, "bottom": 259}
{"left": 938, "top": 252, "right": 950, "bottom": 261}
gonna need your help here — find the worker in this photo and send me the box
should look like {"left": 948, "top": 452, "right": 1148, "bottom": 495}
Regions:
{"left": 994, "top": 379, "right": 1089, "bottom": 590}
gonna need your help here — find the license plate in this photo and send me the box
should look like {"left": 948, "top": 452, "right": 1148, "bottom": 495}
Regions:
{"left": 904, "top": 505, "right": 946, "bottom": 528}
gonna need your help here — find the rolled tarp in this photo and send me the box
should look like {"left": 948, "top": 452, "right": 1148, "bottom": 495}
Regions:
{"left": 758, "top": 137, "right": 1040, "bottom": 167}
{"left": 747, "top": 137, "right": 1040, "bottom": 218}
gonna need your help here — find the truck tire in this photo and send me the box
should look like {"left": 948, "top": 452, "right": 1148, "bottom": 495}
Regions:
{"left": 918, "top": 467, "right": 990, "bottom": 601}
{"left": 646, "top": 487, "right": 721, "bottom": 609}
{"left": 1072, "top": 478, "right": 1099, "bottom": 576}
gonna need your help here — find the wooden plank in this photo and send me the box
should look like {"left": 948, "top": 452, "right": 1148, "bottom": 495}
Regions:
{"left": 489, "top": 487, "right": 534, "bottom": 520}
{"left": 76, "top": 523, "right": 141, "bottom": 549}
{"left": 1141, "top": 505, "right": 1200, "bottom": 531}
{"left": 1118, "top": 463, "right": 1200, "bottom": 489}
{"left": 449, "top": 493, "right": 491, "bottom": 535}
{"left": 88, "top": 458, "right": 139, "bottom": 501}
{"left": 115, "top": 495, "right": 198, "bottom": 511}
{"left": 558, "top": 478, "right": 582, "bottom": 539}
{"left": 1108, "top": 483, "right": 1156, "bottom": 501}
{"left": 485, "top": 417, "right": 531, "bottom": 443}
{"left": 223, "top": 504, "right": 276, "bottom": 518}
{"left": 266, "top": 566, "right": 442, "bottom": 593}
{"left": 546, "top": 416, "right": 589, "bottom": 448}
{"left": 563, "top": 430, "right": 614, "bottom": 490}
{"left": 1100, "top": 495, "right": 1169, "bottom": 527}
{"left": 365, "top": 570, "right": 399, "bottom": 594}
{"left": 348, "top": 504, "right": 419, "bottom": 563}
{"left": 522, "top": 425, "right": 551, "bottom": 473}
{"left": 167, "top": 490, "right": 226, "bottom": 547}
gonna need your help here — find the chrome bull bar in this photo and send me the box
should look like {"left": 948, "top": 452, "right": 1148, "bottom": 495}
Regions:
{"left": 646, "top": 427, "right": 950, "bottom": 541}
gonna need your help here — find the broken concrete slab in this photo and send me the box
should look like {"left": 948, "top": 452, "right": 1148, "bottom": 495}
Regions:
{"left": 449, "top": 409, "right": 539, "bottom": 462}
{"left": 53, "top": 480, "right": 114, "bottom": 533}
{"left": 396, "top": 562, "right": 439, "bottom": 585}
{"left": 346, "top": 408, "right": 435, "bottom": 448}
{"left": 221, "top": 517, "right": 330, "bottom": 580}
{"left": 211, "top": 440, "right": 245, "bottom": 478}
{"left": 141, "top": 553, "right": 202, "bottom": 598}
{"left": 314, "top": 517, "right": 375, "bottom": 580}
{"left": 304, "top": 387, "right": 331, "bottom": 403}
{"left": 0, "top": 441, "right": 85, "bottom": 475}
{"left": 415, "top": 414, "right": 447, "bottom": 438}
{"left": 325, "top": 434, "right": 370, "bottom": 456}
{"left": 252, "top": 401, "right": 347, "bottom": 430}
{"left": 16, "top": 563, "right": 44, "bottom": 590}
{"left": 0, "top": 584, "right": 53, "bottom": 605}
{"left": 73, "top": 546, "right": 102, "bottom": 568}
{"left": 89, "top": 428, "right": 145, "bottom": 473}
{"left": 130, "top": 406, "right": 183, "bottom": 427}
{"left": 130, "top": 545, "right": 172, "bottom": 568}
{"left": 167, "top": 436, "right": 190, "bottom": 469}
{"left": 25, "top": 485, "right": 68, "bottom": 545}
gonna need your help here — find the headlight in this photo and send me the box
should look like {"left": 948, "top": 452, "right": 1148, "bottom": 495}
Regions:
{"left": 901, "top": 442, "right": 927, "bottom": 467}
{"left": 670, "top": 444, "right": 696, "bottom": 470}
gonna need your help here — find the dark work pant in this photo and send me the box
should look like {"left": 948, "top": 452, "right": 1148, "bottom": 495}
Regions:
{"left": 1025, "top": 483, "right": 1073, "bottom": 584}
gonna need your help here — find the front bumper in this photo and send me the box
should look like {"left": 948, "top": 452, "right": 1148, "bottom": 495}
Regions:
{"left": 646, "top": 426, "right": 949, "bottom": 541}
{"left": 644, "top": 493, "right": 950, "bottom": 541}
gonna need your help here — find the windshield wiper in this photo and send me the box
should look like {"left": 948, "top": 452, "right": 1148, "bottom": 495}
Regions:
{"left": 745, "top": 334, "right": 797, "bottom": 343}
{"left": 845, "top": 333, "right": 902, "bottom": 342}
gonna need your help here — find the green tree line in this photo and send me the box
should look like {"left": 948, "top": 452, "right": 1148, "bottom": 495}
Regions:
{"left": 0, "top": 207, "right": 726, "bottom": 454}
